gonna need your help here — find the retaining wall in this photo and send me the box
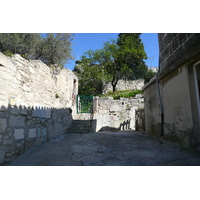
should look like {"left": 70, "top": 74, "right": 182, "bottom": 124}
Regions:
{"left": 0, "top": 52, "right": 78, "bottom": 165}
{"left": 103, "top": 79, "right": 144, "bottom": 94}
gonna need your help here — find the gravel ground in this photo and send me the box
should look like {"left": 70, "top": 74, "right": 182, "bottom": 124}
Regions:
{"left": 5, "top": 131, "right": 200, "bottom": 166}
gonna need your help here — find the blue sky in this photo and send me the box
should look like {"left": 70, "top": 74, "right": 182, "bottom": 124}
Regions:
{"left": 65, "top": 33, "right": 159, "bottom": 71}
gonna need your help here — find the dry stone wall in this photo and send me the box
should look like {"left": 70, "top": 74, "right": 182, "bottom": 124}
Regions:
{"left": 103, "top": 79, "right": 144, "bottom": 94}
{"left": 0, "top": 52, "right": 78, "bottom": 165}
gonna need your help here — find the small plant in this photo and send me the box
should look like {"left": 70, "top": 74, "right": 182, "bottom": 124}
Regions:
{"left": 21, "top": 53, "right": 29, "bottom": 60}
{"left": 55, "top": 93, "right": 59, "bottom": 98}
{"left": 144, "top": 69, "right": 157, "bottom": 84}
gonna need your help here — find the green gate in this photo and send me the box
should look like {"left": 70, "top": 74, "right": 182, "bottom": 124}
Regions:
{"left": 76, "top": 95, "right": 94, "bottom": 113}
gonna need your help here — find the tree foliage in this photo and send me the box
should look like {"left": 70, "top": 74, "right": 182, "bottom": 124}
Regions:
{"left": 116, "top": 33, "right": 148, "bottom": 80}
{"left": 0, "top": 33, "right": 41, "bottom": 58}
{"left": 0, "top": 33, "right": 74, "bottom": 68}
{"left": 144, "top": 69, "right": 157, "bottom": 84}
{"left": 34, "top": 33, "right": 74, "bottom": 67}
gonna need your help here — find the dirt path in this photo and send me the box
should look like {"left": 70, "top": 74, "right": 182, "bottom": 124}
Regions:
{"left": 5, "top": 131, "right": 200, "bottom": 166}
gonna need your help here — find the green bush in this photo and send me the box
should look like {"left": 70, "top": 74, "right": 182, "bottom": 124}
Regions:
{"left": 144, "top": 69, "right": 157, "bottom": 84}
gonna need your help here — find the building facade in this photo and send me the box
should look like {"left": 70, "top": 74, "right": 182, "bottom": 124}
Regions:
{"left": 143, "top": 34, "right": 200, "bottom": 147}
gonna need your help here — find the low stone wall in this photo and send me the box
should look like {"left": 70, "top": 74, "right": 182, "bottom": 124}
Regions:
{"left": 94, "top": 94, "right": 144, "bottom": 132}
{"left": 0, "top": 105, "right": 72, "bottom": 164}
{"left": 0, "top": 52, "right": 78, "bottom": 165}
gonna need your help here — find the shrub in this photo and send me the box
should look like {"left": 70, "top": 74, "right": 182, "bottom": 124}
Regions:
{"left": 55, "top": 93, "right": 59, "bottom": 98}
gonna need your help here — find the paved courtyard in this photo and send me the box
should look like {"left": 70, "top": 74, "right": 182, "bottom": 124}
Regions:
{"left": 5, "top": 131, "right": 200, "bottom": 166}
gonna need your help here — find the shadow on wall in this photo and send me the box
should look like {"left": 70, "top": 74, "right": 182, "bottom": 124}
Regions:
{"left": 0, "top": 104, "right": 73, "bottom": 165}
{"left": 119, "top": 119, "right": 131, "bottom": 131}
{"left": 99, "top": 119, "right": 131, "bottom": 132}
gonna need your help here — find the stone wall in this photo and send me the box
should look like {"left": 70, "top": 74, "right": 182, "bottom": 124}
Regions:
{"left": 103, "top": 79, "right": 144, "bottom": 94}
{"left": 158, "top": 33, "right": 200, "bottom": 78}
{"left": 0, "top": 52, "right": 78, "bottom": 165}
{"left": 143, "top": 77, "right": 162, "bottom": 137}
{"left": 93, "top": 94, "right": 144, "bottom": 132}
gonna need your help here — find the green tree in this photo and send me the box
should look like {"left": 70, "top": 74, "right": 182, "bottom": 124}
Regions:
{"left": 144, "top": 69, "right": 157, "bottom": 84}
{"left": 117, "top": 33, "right": 148, "bottom": 80}
{"left": 0, "top": 33, "right": 41, "bottom": 58}
{"left": 77, "top": 34, "right": 147, "bottom": 93}
{"left": 97, "top": 39, "right": 123, "bottom": 92}
{"left": 73, "top": 53, "right": 111, "bottom": 95}
{"left": 75, "top": 40, "right": 126, "bottom": 93}
{"left": 0, "top": 33, "right": 74, "bottom": 68}
{"left": 35, "top": 33, "right": 74, "bottom": 67}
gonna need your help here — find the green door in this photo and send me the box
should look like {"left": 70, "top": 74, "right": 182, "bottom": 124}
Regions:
{"left": 76, "top": 95, "right": 93, "bottom": 113}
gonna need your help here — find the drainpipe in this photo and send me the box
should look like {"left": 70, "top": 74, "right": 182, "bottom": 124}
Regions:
{"left": 156, "top": 48, "right": 164, "bottom": 136}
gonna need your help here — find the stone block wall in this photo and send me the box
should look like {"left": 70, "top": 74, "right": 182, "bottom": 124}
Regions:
{"left": 158, "top": 33, "right": 200, "bottom": 78}
{"left": 143, "top": 77, "right": 162, "bottom": 137}
{"left": 0, "top": 52, "right": 78, "bottom": 165}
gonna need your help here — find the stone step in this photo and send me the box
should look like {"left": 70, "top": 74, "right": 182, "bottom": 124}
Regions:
{"left": 67, "top": 129, "right": 91, "bottom": 134}
{"left": 71, "top": 120, "right": 91, "bottom": 124}
{"left": 67, "top": 120, "right": 92, "bottom": 134}
{"left": 68, "top": 127, "right": 91, "bottom": 131}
